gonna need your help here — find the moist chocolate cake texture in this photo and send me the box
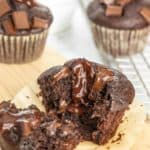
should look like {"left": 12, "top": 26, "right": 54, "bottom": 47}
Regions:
{"left": 37, "top": 58, "right": 135, "bottom": 145}
{"left": 20, "top": 114, "right": 83, "bottom": 150}
{"left": 0, "top": 101, "right": 43, "bottom": 150}
{"left": 0, "top": 59, "right": 135, "bottom": 150}
{"left": 87, "top": 0, "right": 150, "bottom": 29}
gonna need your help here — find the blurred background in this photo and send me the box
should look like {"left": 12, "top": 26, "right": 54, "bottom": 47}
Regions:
{"left": 38, "top": 0, "right": 102, "bottom": 62}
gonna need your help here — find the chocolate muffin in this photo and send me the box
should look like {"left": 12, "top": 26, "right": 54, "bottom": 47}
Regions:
{"left": 0, "top": 0, "right": 53, "bottom": 63}
{"left": 0, "top": 101, "right": 44, "bottom": 150}
{"left": 38, "top": 58, "right": 135, "bottom": 145}
{"left": 20, "top": 115, "right": 82, "bottom": 150}
{"left": 87, "top": 0, "right": 150, "bottom": 57}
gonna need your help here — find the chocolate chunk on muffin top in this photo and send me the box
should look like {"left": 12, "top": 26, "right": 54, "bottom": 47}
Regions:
{"left": 38, "top": 58, "right": 135, "bottom": 145}
{"left": 87, "top": 0, "right": 150, "bottom": 29}
{"left": 0, "top": 0, "right": 53, "bottom": 35}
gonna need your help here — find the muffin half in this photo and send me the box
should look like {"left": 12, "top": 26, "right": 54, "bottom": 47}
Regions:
{"left": 38, "top": 58, "right": 135, "bottom": 145}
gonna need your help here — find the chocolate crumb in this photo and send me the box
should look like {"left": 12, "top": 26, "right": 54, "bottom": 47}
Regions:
{"left": 111, "top": 133, "right": 125, "bottom": 143}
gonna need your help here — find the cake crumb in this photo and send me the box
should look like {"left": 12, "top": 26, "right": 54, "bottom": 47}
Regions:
{"left": 36, "top": 92, "right": 41, "bottom": 97}
{"left": 111, "top": 133, "right": 125, "bottom": 143}
{"left": 26, "top": 96, "right": 30, "bottom": 99}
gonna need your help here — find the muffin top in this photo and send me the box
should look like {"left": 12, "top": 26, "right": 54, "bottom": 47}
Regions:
{"left": 38, "top": 58, "right": 135, "bottom": 145}
{"left": 0, "top": 0, "right": 53, "bottom": 35}
{"left": 87, "top": 0, "right": 150, "bottom": 29}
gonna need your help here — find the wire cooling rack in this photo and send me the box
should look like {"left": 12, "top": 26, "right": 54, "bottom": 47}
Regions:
{"left": 79, "top": 0, "right": 150, "bottom": 116}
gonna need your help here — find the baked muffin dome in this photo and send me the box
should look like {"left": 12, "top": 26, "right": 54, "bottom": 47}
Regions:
{"left": 0, "top": 0, "right": 53, "bottom": 35}
{"left": 87, "top": 0, "right": 150, "bottom": 29}
{"left": 37, "top": 58, "right": 135, "bottom": 145}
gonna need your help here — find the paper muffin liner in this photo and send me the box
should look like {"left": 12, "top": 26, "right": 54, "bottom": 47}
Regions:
{"left": 91, "top": 22, "right": 150, "bottom": 57}
{"left": 0, "top": 30, "right": 48, "bottom": 64}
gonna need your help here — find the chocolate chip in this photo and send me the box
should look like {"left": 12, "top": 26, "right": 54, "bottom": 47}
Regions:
{"left": 25, "top": 0, "right": 35, "bottom": 7}
{"left": 16, "top": 0, "right": 35, "bottom": 7}
{"left": 106, "top": 5, "right": 123, "bottom": 17}
{"left": 53, "top": 67, "right": 70, "bottom": 82}
{"left": 99, "top": 0, "right": 115, "bottom": 5}
{"left": 0, "top": 0, "right": 12, "bottom": 17}
{"left": 12, "top": 11, "right": 30, "bottom": 30}
{"left": 2, "top": 18, "right": 16, "bottom": 35}
{"left": 140, "top": 7, "right": 150, "bottom": 24}
{"left": 32, "top": 17, "right": 49, "bottom": 29}
{"left": 116, "top": 0, "right": 132, "bottom": 6}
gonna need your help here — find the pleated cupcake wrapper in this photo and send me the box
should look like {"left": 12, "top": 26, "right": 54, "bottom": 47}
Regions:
{"left": 91, "top": 22, "right": 150, "bottom": 57}
{"left": 0, "top": 30, "right": 48, "bottom": 64}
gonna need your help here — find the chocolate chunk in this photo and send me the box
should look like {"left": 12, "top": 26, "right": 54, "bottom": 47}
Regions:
{"left": 106, "top": 5, "right": 123, "bottom": 17}
{"left": 88, "top": 68, "right": 114, "bottom": 100}
{"left": 32, "top": 17, "right": 49, "bottom": 29}
{"left": 99, "top": 0, "right": 115, "bottom": 5}
{"left": 2, "top": 18, "right": 16, "bottom": 35}
{"left": 140, "top": 7, "right": 150, "bottom": 24}
{"left": 0, "top": 0, "right": 12, "bottom": 17}
{"left": 67, "top": 104, "right": 84, "bottom": 115}
{"left": 72, "top": 60, "right": 94, "bottom": 103}
{"left": 25, "top": 0, "right": 35, "bottom": 7}
{"left": 53, "top": 67, "right": 70, "bottom": 82}
{"left": 116, "top": 0, "right": 132, "bottom": 6}
{"left": 16, "top": 0, "right": 36, "bottom": 7}
{"left": 12, "top": 11, "right": 30, "bottom": 30}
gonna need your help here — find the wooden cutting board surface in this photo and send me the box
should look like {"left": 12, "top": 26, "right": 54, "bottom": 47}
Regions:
{"left": 0, "top": 48, "right": 66, "bottom": 100}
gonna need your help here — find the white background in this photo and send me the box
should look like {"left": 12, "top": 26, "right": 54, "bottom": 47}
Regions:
{"left": 38, "top": 0, "right": 103, "bottom": 62}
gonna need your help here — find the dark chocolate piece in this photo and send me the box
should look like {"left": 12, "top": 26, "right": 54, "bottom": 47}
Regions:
{"left": 2, "top": 18, "right": 16, "bottom": 35}
{"left": 140, "top": 7, "right": 150, "bottom": 23}
{"left": 38, "top": 58, "right": 135, "bottom": 145}
{"left": 100, "top": 0, "right": 115, "bottom": 5}
{"left": 87, "top": 0, "right": 150, "bottom": 29}
{"left": 15, "top": 0, "right": 36, "bottom": 7}
{"left": 72, "top": 60, "right": 95, "bottom": 103}
{"left": 53, "top": 67, "right": 70, "bottom": 82}
{"left": 12, "top": 11, "right": 30, "bottom": 30}
{"left": 0, "top": 0, "right": 11, "bottom": 17}
{"left": 116, "top": 0, "right": 132, "bottom": 6}
{"left": 106, "top": 5, "right": 123, "bottom": 17}
{"left": 32, "top": 17, "right": 49, "bottom": 29}
{"left": 0, "top": 1, "right": 53, "bottom": 35}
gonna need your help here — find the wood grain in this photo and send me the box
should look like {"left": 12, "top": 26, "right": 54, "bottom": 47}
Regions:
{"left": 0, "top": 48, "right": 66, "bottom": 100}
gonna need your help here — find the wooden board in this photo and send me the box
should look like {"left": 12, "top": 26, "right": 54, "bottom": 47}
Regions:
{"left": 0, "top": 48, "right": 66, "bottom": 100}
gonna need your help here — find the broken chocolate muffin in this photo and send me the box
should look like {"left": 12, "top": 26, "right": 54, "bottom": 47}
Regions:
{"left": 20, "top": 114, "right": 82, "bottom": 150}
{"left": 0, "top": 101, "right": 43, "bottom": 150}
{"left": 37, "top": 58, "right": 135, "bottom": 145}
